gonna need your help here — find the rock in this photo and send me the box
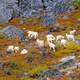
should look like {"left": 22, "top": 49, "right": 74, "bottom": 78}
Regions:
{"left": 76, "top": 39, "right": 80, "bottom": 45}
{"left": 48, "top": 27, "right": 61, "bottom": 32}
{"left": 25, "top": 57, "right": 33, "bottom": 63}
{"left": 0, "top": 0, "right": 74, "bottom": 25}
{"left": 0, "top": 62, "right": 4, "bottom": 70}
{"left": 41, "top": 70, "right": 52, "bottom": 76}
{"left": 0, "top": 3, "right": 13, "bottom": 23}
{"left": 1, "top": 25, "right": 26, "bottom": 41}
{"left": 41, "top": 14, "right": 55, "bottom": 26}
{"left": 10, "top": 63, "right": 18, "bottom": 69}
{"left": 4, "top": 70, "right": 12, "bottom": 75}
{"left": 63, "top": 15, "right": 69, "bottom": 19}
{"left": 51, "top": 69, "right": 61, "bottom": 78}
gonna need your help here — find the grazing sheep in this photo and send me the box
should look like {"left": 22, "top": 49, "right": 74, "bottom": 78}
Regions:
{"left": 20, "top": 49, "right": 28, "bottom": 54}
{"left": 66, "top": 33, "right": 75, "bottom": 41}
{"left": 60, "top": 39, "right": 67, "bottom": 47}
{"left": 27, "top": 31, "right": 38, "bottom": 39}
{"left": 46, "top": 34, "right": 55, "bottom": 43}
{"left": 36, "top": 39, "right": 45, "bottom": 48}
{"left": 69, "top": 30, "right": 76, "bottom": 35}
{"left": 46, "top": 77, "right": 51, "bottom": 80}
{"left": 47, "top": 41, "right": 56, "bottom": 52}
{"left": 75, "top": 63, "right": 80, "bottom": 68}
{"left": 7, "top": 45, "right": 14, "bottom": 54}
{"left": 56, "top": 35, "right": 64, "bottom": 41}
{"left": 14, "top": 46, "right": 19, "bottom": 53}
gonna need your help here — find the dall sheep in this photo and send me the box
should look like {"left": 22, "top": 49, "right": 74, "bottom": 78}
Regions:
{"left": 7, "top": 45, "right": 14, "bottom": 54}
{"left": 46, "top": 34, "right": 55, "bottom": 43}
{"left": 66, "top": 33, "right": 75, "bottom": 41}
{"left": 20, "top": 49, "right": 28, "bottom": 54}
{"left": 60, "top": 39, "right": 67, "bottom": 47}
{"left": 36, "top": 39, "right": 44, "bottom": 48}
{"left": 56, "top": 35, "right": 64, "bottom": 41}
{"left": 69, "top": 30, "right": 76, "bottom": 35}
{"left": 14, "top": 46, "right": 19, "bottom": 53}
{"left": 27, "top": 31, "right": 38, "bottom": 39}
{"left": 47, "top": 41, "right": 56, "bottom": 52}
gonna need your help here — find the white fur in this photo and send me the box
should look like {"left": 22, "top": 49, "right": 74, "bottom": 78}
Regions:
{"left": 48, "top": 41, "right": 56, "bottom": 52}
{"left": 14, "top": 46, "right": 19, "bottom": 53}
{"left": 20, "top": 49, "right": 28, "bottom": 54}
{"left": 69, "top": 30, "right": 76, "bottom": 35}
{"left": 27, "top": 31, "right": 38, "bottom": 39}
{"left": 7, "top": 45, "right": 14, "bottom": 52}
{"left": 46, "top": 34, "right": 55, "bottom": 43}
{"left": 66, "top": 33, "right": 75, "bottom": 41}
{"left": 60, "top": 39, "right": 67, "bottom": 47}
{"left": 56, "top": 35, "right": 64, "bottom": 41}
{"left": 36, "top": 39, "right": 44, "bottom": 48}
{"left": 46, "top": 78, "right": 51, "bottom": 80}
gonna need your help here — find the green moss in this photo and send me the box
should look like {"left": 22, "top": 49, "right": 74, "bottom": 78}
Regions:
{"left": 0, "top": 33, "right": 6, "bottom": 39}
{"left": 29, "top": 65, "right": 48, "bottom": 74}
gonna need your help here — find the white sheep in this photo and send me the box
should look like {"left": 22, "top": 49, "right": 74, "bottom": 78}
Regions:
{"left": 46, "top": 34, "right": 55, "bottom": 43}
{"left": 69, "top": 29, "right": 76, "bottom": 35}
{"left": 14, "top": 46, "right": 19, "bottom": 53}
{"left": 20, "top": 49, "right": 28, "bottom": 54}
{"left": 46, "top": 77, "right": 51, "bottom": 80}
{"left": 56, "top": 35, "right": 64, "bottom": 41}
{"left": 66, "top": 33, "right": 75, "bottom": 41}
{"left": 27, "top": 31, "right": 38, "bottom": 39}
{"left": 7, "top": 45, "right": 14, "bottom": 54}
{"left": 47, "top": 41, "right": 56, "bottom": 52}
{"left": 36, "top": 39, "right": 44, "bottom": 48}
{"left": 60, "top": 39, "right": 67, "bottom": 47}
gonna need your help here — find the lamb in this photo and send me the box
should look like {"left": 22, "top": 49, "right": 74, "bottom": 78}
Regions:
{"left": 36, "top": 39, "right": 44, "bottom": 48}
{"left": 60, "top": 39, "right": 67, "bottom": 47}
{"left": 46, "top": 77, "right": 51, "bottom": 80}
{"left": 27, "top": 31, "right": 38, "bottom": 39}
{"left": 56, "top": 35, "right": 64, "bottom": 41}
{"left": 69, "top": 30, "right": 76, "bottom": 35}
{"left": 7, "top": 45, "right": 14, "bottom": 54}
{"left": 14, "top": 46, "right": 19, "bottom": 53}
{"left": 66, "top": 33, "right": 75, "bottom": 41}
{"left": 47, "top": 41, "right": 56, "bottom": 52}
{"left": 46, "top": 34, "right": 55, "bottom": 43}
{"left": 20, "top": 49, "right": 28, "bottom": 54}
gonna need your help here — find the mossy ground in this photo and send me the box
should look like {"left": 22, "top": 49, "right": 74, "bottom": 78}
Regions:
{"left": 0, "top": 10, "right": 80, "bottom": 80}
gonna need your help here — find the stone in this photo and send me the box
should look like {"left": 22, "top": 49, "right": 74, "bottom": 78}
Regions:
{"left": 10, "top": 63, "right": 18, "bottom": 69}
{"left": 1, "top": 25, "right": 25, "bottom": 41}
{"left": 41, "top": 15, "right": 55, "bottom": 26}
{"left": 0, "top": 62, "right": 4, "bottom": 70}
{"left": 48, "top": 27, "right": 61, "bottom": 32}
{"left": 4, "top": 70, "right": 12, "bottom": 75}
{"left": 25, "top": 57, "right": 33, "bottom": 63}
{"left": 0, "top": 3, "right": 13, "bottom": 23}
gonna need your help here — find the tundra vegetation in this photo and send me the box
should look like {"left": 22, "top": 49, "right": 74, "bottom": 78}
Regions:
{"left": 0, "top": 1, "right": 80, "bottom": 80}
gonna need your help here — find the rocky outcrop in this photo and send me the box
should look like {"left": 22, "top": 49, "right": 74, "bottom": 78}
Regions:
{"left": 1, "top": 25, "right": 25, "bottom": 41}
{"left": 0, "top": 0, "right": 75, "bottom": 25}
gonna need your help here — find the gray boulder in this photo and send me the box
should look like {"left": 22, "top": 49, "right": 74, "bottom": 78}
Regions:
{"left": 0, "top": 3, "right": 13, "bottom": 23}
{"left": 1, "top": 25, "right": 25, "bottom": 41}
